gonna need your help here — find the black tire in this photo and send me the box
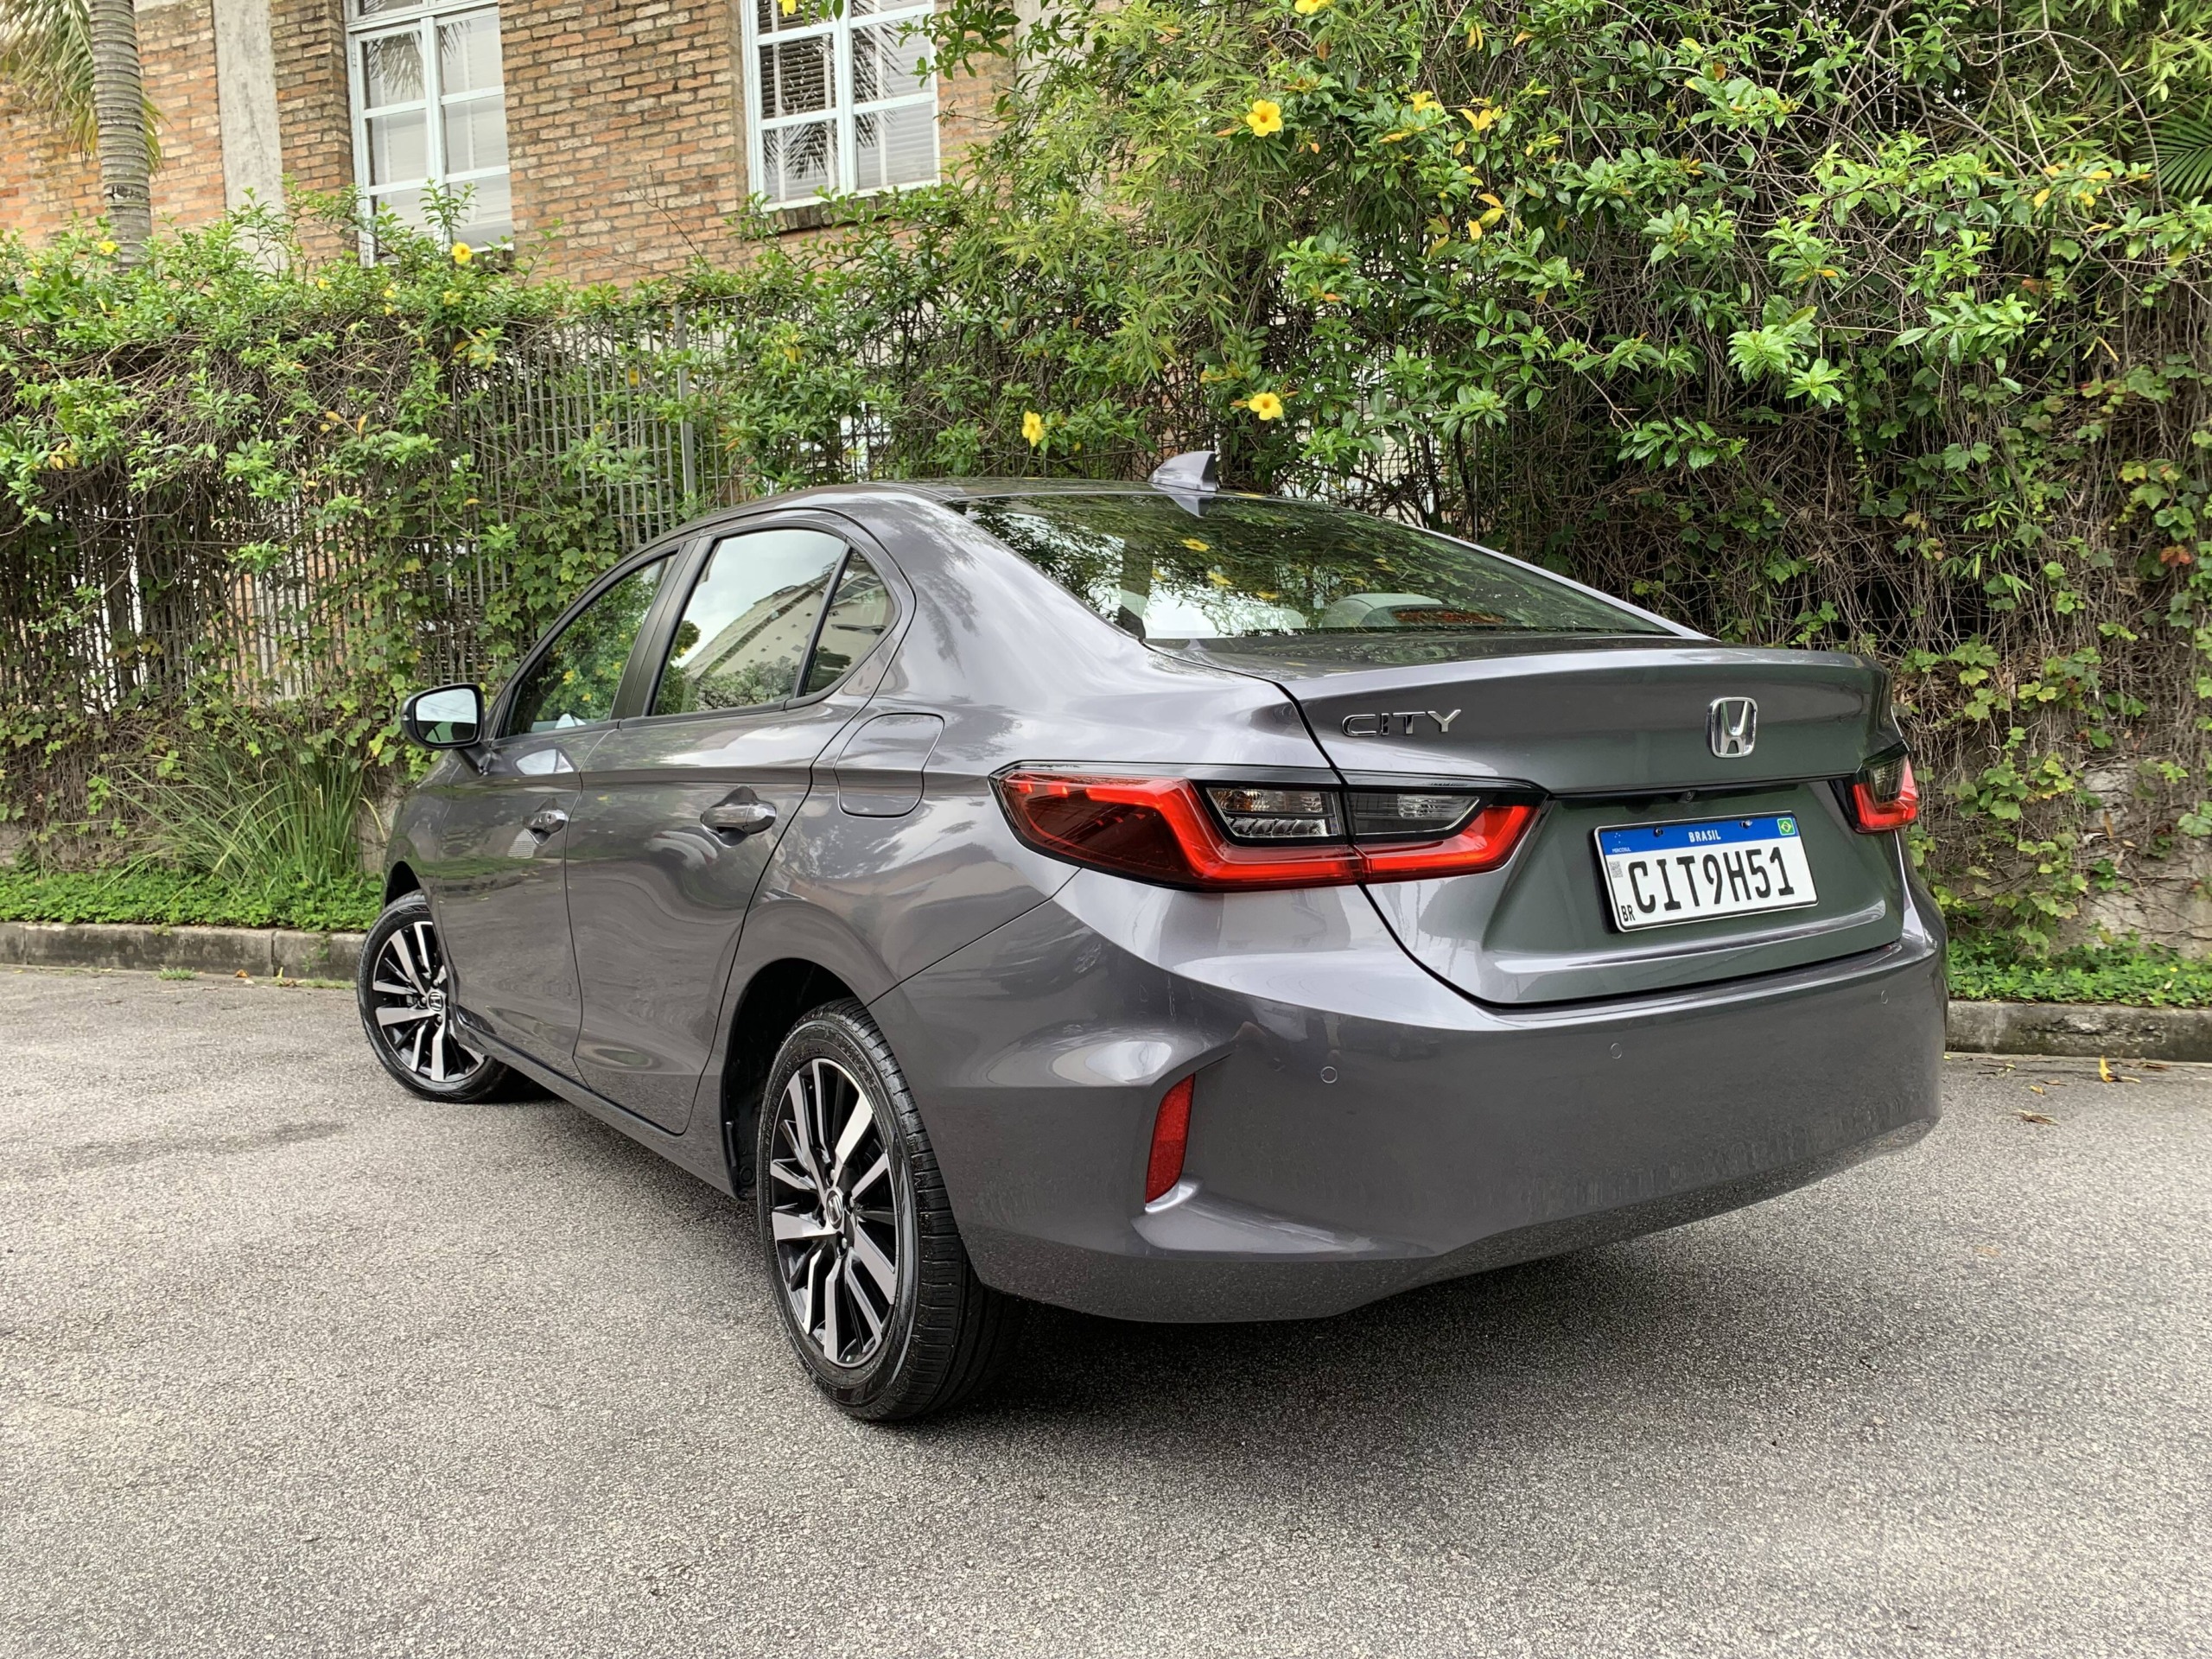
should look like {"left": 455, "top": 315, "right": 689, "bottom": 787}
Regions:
{"left": 756, "top": 999, "right": 1023, "bottom": 1421}
{"left": 355, "top": 891, "right": 515, "bottom": 1103}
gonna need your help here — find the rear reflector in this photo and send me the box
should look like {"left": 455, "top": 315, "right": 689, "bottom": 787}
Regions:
{"left": 1144, "top": 1075, "right": 1195, "bottom": 1204}
{"left": 1847, "top": 755, "right": 1920, "bottom": 833}
{"left": 995, "top": 770, "right": 1539, "bottom": 890}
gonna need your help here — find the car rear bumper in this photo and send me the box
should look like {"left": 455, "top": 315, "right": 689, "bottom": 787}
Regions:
{"left": 868, "top": 874, "right": 1945, "bottom": 1323}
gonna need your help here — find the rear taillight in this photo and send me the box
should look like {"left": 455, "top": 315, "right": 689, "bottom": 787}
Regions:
{"left": 1847, "top": 754, "right": 1919, "bottom": 833}
{"left": 995, "top": 770, "right": 1539, "bottom": 889}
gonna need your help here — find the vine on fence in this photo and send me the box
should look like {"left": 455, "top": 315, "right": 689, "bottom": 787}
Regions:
{"left": 2, "top": 0, "right": 2209, "bottom": 947}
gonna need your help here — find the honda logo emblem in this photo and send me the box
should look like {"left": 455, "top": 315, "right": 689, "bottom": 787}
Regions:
{"left": 1708, "top": 697, "right": 1758, "bottom": 758}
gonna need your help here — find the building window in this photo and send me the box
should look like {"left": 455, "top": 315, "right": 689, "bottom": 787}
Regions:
{"left": 741, "top": 0, "right": 938, "bottom": 208}
{"left": 347, "top": 0, "right": 513, "bottom": 247}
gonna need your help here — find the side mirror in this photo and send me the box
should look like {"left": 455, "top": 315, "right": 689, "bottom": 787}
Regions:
{"left": 402, "top": 683, "right": 486, "bottom": 750}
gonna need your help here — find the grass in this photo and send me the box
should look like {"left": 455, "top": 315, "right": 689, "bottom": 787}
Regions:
{"left": 0, "top": 868, "right": 381, "bottom": 932}
{"left": 112, "top": 741, "right": 371, "bottom": 893}
{"left": 1946, "top": 936, "right": 2212, "bottom": 1008}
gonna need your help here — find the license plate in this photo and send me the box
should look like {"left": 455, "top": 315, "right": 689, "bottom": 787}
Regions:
{"left": 1595, "top": 814, "right": 1818, "bottom": 931}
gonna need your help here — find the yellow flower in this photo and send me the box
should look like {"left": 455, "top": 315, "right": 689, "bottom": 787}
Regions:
{"left": 1293, "top": 0, "right": 1331, "bottom": 13}
{"left": 450, "top": 242, "right": 474, "bottom": 264}
{"left": 1022, "top": 410, "right": 1046, "bottom": 447}
{"left": 1248, "top": 391, "right": 1286, "bottom": 421}
{"left": 97, "top": 238, "right": 118, "bottom": 256}
{"left": 780, "top": 0, "right": 798, "bottom": 11}
{"left": 1181, "top": 537, "right": 1211, "bottom": 552}
{"left": 1244, "top": 99, "right": 1284, "bottom": 137}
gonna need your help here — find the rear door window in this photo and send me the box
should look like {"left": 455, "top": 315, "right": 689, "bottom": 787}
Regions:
{"left": 652, "top": 528, "right": 847, "bottom": 715}
{"left": 801, "top": 552, "right": 894, "bottom": 696}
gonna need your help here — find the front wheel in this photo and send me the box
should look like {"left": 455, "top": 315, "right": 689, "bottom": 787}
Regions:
{"left": 355, "top": 891, "right": 513, "bottom": 1103}
{"left": 756, "top": 1000, "right": 1022, "bottom": 1421}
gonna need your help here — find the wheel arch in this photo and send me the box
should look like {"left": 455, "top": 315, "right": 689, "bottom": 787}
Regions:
{"left": 384, "top": 861, "right": 422, "bottom": 905}
{"left": 719, "top": 957, "right": 861, "bottom": 1192}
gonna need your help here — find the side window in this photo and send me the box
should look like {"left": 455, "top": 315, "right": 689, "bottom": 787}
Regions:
{"left": 802, "top": 552, "right": 894, "bottom": 695}
{"left": 503, "top": 556, "right": 670, "bottom": 737}
{"left": 652, "top": 528, "right": 846, "bottom": 715}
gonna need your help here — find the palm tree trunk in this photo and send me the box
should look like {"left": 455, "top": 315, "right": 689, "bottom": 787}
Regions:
{"left": 87, "top": 0, "right": 149, "bottom": 263}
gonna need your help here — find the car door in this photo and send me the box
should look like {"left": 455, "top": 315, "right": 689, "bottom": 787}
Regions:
{"left": 420, "top": 552, "right": 675, "bottom": 1069}
{"left": 563, "top": 521, "right": 901, "bottom": 1130}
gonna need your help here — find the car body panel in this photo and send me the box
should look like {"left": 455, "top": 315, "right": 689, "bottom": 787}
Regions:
{"left": 1363, "top": 779, "right": 1907, "bottom": 1004}
{"left": 407, "top": 729, "right": 597, "bottom": 1066}
{"left": 870, "top": 868, "right": 1942, "bottom": 1321}
{"left": 1254, "top": 645, "right": 1893, "bottom": 792}
{"left": 565, "top": 704, "right": 845, "bottom": 1131}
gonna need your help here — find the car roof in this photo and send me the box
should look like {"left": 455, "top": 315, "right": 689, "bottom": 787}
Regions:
{"left": 729, "top": 478, "right": 1281, "bottom": 509}
{"left": 631, "top": 478, "right": 1297, "bottom": 558}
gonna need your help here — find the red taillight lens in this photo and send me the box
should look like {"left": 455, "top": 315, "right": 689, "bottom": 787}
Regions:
{"left": 1144, "top": 1074, "right": 1194, "bottom": 1203}
{"left": 995, "top": 771, "right": 1538, "bottom": 889}
{"left": 1848, "top": 755, "right": 1919, "bottom": 833}
{"left": 1360, "top": 802, "right": 1538, "bottom": 877}
{"left": 995, "top": 773, "right": 1363, "bottom": 888}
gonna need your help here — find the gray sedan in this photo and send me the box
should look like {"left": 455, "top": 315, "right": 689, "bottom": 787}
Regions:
{"left": 364, "top": 454, "right": 1943, "bottom": 1419}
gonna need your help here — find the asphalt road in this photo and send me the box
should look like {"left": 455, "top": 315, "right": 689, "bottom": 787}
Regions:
{"left": 2, "top": 969, "right": 2208, "bottom": 1658}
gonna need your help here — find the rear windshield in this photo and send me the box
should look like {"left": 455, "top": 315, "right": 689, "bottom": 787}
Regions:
{"left": 961, "top": 493, "right": 1668, "bottom": 665}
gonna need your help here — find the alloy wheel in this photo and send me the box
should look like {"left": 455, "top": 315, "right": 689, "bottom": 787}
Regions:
{"left": 768, "top": 1057, "right": 904, "bottom": 1369}
{"left": 366, "top": 916, "right": 487, "bottom": 1087}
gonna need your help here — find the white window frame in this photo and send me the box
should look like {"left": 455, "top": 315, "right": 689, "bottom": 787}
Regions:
{"left": 346, "top": 0, "right": 512, "bottom": 253}
{"left": 739, "top": 0, "right": 940, "bottom": 209}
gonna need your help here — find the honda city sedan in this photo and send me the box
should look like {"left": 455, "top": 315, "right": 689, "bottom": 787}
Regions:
{"left": 362, "top": 453, "right": 1943, "bottom": 1420}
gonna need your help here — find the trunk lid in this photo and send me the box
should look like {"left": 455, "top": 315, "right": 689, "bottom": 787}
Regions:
{"left": 1254, "top": 641, "right": 1907, "bottom": 1005}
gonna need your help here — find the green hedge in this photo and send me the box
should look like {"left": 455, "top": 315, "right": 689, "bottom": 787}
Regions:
{"left": 0, "top": 868, "right": 381, "bottom": 933}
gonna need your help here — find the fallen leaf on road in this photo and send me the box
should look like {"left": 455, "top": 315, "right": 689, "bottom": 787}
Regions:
{"left": 2099, "top": 1056, "right": 2114, "bottom": 1083}
{"left": 2029, "top": 1084, "right": 2045, "bottom": 1095}
{"left": 2018, "top": 1111, "right": 2056, "bottom": 1125}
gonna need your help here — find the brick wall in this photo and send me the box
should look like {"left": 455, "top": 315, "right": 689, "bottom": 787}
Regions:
{"left": 268, "top": 0, "right": 355, "bottom": 261}
{"left": 0, "top": 94, "right": 100, "bottom": 242}
{"left": 2, "top": 0, "right": 1004, "bottom": 283}
{"left": 500, "top": 0, "right": 747, "bottom": 283}
{"left": 0, "top": 0, "right": 229, "bottom": 242}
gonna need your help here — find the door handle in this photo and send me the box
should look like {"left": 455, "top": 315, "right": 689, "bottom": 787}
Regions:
{"left": 526, "top": 807, "right": 569, "bottom": 837}
{"left": 701, "top": 800, "right": 777, "bottom": 837}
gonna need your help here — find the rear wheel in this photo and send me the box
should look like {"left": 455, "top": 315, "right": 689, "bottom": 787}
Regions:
{"left": 756, "top": 1000, "right": 1022, "bottom": 1421}
{"left": 355, "top": 892, "right": 513, "bottom": 1103}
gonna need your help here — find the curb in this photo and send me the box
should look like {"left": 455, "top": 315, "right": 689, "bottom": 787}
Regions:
{"left": 1943, "top": 998, "right": 2212, "bottom": 1063}
{"left": 0, "top": 921, "right": 365, "bottom": 982}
